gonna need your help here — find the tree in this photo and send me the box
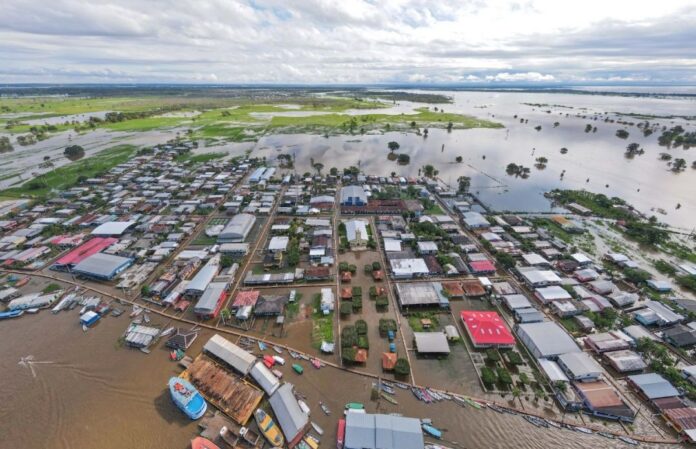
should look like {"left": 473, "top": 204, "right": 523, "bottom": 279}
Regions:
{"left": 220, "top": 254, "right": 234, "bottom": 268}
{"left": 495, "top": 252, "right": 515, "bottom": 269}
{"left": 312, "top": 162, "right": 324, "bottom": 175}
{"left": 615, "top": 129, "right": 629, "bottom": 139}
{"left": 423, "top": 164, "right": 436, "bottom": 178}
{"left": 623, "top": 268, "right": 651, "bottom": 285}
{"left": 672, "top": 158, "right": 687, "bottom": 172}
{"left": 625, "top": 142, "right": 643, "bottom": 158}
{"left": 64, "top": 144, "right": 85, "bottom": 161}
{"left": 397, "top": 153, "right": 410, "bottom": 165}
{"left": 387, "top": 141, "right": 400, "bottom": 153}
{"left": 560, "top": 147, "right": 568, "bottom": 154}
{"left": 447, "top": 122, "right": 453, "bottom": 132}
{"left": 329, "top": 167, "right": 338, "bottom": 176}
{"left": 481, "top": 367, "right": 497, "bottom": 386}
{"left": 0, "top": 136, "right": 14, "bottom": 153}
{"left": 455, "top": 156, "right": 463, "bottom": 163}
{"left": 457, "top": 176, "right": 470, "bottom": 194}
{"left": 140, "top": 285, "right": 151, "bottom": 297}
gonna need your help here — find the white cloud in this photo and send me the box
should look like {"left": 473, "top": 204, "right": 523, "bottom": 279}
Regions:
{"left": 0, "top": 0, "right": 694, "bottom": 83}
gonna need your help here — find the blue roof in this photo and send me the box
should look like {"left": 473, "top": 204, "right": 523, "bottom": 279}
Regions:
{"left": 628, "top": 373, "right": 679, "bottom": 399}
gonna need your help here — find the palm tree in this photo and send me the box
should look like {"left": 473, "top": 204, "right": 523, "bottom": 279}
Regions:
{"left": 313, "top": 162, "right": 324, "bottom": 175}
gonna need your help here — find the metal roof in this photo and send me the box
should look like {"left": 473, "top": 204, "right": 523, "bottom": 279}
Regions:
{"left": 250, "top": 361, "right": 280, "bottom": 396}
{"left": 218, "top": 213, "right": 256, "bottom": 242}
{"left": 345, "top": 413, "right": 424, "bottom": 449}
{"left": 557, "top": 352, "right": 602, "bottom": 379}
{"left": 194, "top": 282, "right": 227, "bottom": 315}
{"left": 90, "top": 221, "right": 135, "bottom": 236}
{"left": 268, "top": 383, "right": 309, "bottom": 443}
{"left": 203, "top": 334, "right": 256, "bottom": 375}
{"left": 186, "top": 264, "right": 219, "bottom": 293}
{"left": 71, "top": 252, "right": 133, "bottom": 279}
{"left": 628, "top": 373, "right": 680, "bottom": 399}
{"left": 413, "top": 332, "right": 450, "bottom": 354}
{"left": 517, "top": 321, "right": 580, "bottom": 358}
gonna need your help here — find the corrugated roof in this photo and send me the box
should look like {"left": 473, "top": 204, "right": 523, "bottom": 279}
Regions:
{"left": 269, "top": 383, "right": 309, "bottom": 443}
{"left": 203, "top": 334, "right": 256, "bottom": 375}
{"left": 250, "top": 362, "right": 280, "bottom": 396}
{"left": 414, "top": 332, "right": 450, "bottom": 354}
{"left": 628, "top": 373, "right": 680, "bottom": 399}
{"left": 71, "top": 252, "right": 132, "bottom": 278}
{"left": 345, "top": 413, "right": 423, "bottom": 449}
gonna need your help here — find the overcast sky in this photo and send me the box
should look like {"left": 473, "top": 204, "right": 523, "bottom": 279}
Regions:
{"left": 1, "top": 0, "right": 695, "bottom": 84}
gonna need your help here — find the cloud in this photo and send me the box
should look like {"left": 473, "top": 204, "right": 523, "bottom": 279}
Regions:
{"left": 0, "top": 0, "right": 694, "bottom": 84}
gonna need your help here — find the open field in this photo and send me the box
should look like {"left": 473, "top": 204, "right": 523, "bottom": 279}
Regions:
{"left": 0, "top": 144, "right": 136, "bottom": 200}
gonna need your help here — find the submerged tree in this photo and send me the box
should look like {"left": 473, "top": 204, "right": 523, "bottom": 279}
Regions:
{"left": 457, "top": 176, "right": 471, "bottom": 194}
{"left": 387, "top": 141, "right": 400, "bottom": 153}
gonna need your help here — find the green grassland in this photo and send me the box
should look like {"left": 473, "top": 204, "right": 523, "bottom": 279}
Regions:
{"left": 0, "top": 144, "right": 136, "bottom": 200}
{"left": 2, "top": 95, "right": 502, "bottom": 143}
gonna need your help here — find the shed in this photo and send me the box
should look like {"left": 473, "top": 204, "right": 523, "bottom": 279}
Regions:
{"left": 203, "top": 334, "right": 256, "bottom": 375}
{"left": 413, "top": 332, "right": 450, "bottom": 355}
{"left": 269, "top": 383, "right": 310, "bottom": 447}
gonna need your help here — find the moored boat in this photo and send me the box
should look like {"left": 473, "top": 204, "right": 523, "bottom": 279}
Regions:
{"left": 298, "top": 399, "right": 311, "bottom": 415}
{"left": 258, "top": 341, "right": 267, "bottom": 351}
{"left": 337, "top": 419, "right": 346, "bottom": 449}
{"left": 311, "top": 421, "right": 324, "bottom": 435}
{"left": 618, "top": 436, "right": 639, "bottom": 446}
{"left": 597, "top": 431, "right": 615, "bottom": 439}
{"left": 311, "top": 358, "right": 322, "bottom": 369}
{"left": 272, "top": 369, "right": 283, "bottom": 379}
{"left": 292, "top": 363, "right": 304, "bottom": 374}
{"left": 421, "top": 423, "right": 442, "bottom": 439}
{"left": 0, "top": 309, "right": 24, "bottom": 319}
{"left": 380, "top": 392, "right": 398, "bottom": 405}
{"left": 273, "top": 355, "right": 286, "bottom": 366}
{"left": 319, "top": 401, "right": 330, "bottom": 415}
{"left": 80, "top": 310, "right": 100, "bottom": 328}
{"left": 255, "top": 408, "right": 284, "bottom": 447}
{"left": 191, "top": 436, "right": 221, "bottom": 449}
{"left": 452, "top": 395, "right": 467, "bottom": 407}
{"left": 574, "top": 426, "right": 593, "bottom": 434}
{"left": 168, "top": 377, "right": 207, "bottom": 420}
{"left": 272, "top": 345, "right": 283, "bottom": 354}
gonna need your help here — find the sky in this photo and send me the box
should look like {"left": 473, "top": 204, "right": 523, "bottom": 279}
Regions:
{"left": 0, "top": 0, "right": 695, "bottom": 85}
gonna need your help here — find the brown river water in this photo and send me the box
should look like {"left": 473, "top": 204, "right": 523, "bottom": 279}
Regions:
{"left": 0, "top": 308, "right": 683, "bottom": 449}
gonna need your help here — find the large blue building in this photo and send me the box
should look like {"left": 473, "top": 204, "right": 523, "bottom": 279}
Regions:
{"left": 340, "top": 185, "right": 368, "bottom": 206}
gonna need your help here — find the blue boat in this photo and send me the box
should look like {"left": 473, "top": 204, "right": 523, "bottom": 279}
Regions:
{"left": 168, "top": 377, "right": 207, "bottom": 420}
{"left": 421, "top": 423, "right": 442, "bottom": 439}
{"left": 80, "top": 311, "right": 100, "bottom": 327}
{"left": 0, "top": 309, "right": 24, "bottom": 320}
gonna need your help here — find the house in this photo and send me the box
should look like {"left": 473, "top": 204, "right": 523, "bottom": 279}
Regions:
{"left": 516, "top": 321, "right": 580, "bottom": 359}
{"left": 557, "top": 352, "right": 602, "bottom": 381}
{"left": 573, "top": 380, "right": 635, "bottom": 422}
{"left": 218, "top": 213, "right": 256, "bottom": 242}
{"left": 627, "top": 373, "right": 680, "bottom": 402}
{"left": 268, "top": 236, "right": 289, "bottom": 253}
{"left": 664, "top": 324, "right": 696, "bottom": 348}
{"left": 413, "top": 332, "right": 450, "bottom": 356}
{"left": 460, "top": 310, "right": 515, "bottom": 348}
{"left": 634, "top": 301, "right": 684, "bottom": 327}
{"left": 416, "top": 241, "right": 438, "bottom": 255}
{"left": 268, "top": 383, "right": 310, "bottom": 448}
{"left": 586, "top": 331, "right": 631, "bottom": 353}
{"left": 605, "top": 350, "right": 647, "bottom": 373}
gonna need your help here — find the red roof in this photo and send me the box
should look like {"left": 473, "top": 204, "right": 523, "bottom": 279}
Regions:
{"left": 54, "top": 237, "right": 118, "bottom": 266}
{"left": 460, "top": 310, "right": 515, "bottom": 347}
{"left": 232, "top": 290, "right": 260, "bottom": 307}
{"left": 468, "top": 260, "right": 496, "bottom": 273}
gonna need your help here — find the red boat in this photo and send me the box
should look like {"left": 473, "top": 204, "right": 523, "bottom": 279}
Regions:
{"left": 337, "top": 419, "right": 346, "bottom": 449}
{"left": 263, "top": 355, "right": 276, "bottom": 368}
{"left": 191, "top": 437, "right": 221, "bottom": 449}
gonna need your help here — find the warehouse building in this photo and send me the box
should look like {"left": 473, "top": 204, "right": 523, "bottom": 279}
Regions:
{"left": 218, "top": 213, "right": 256, "bottom": 243}
{"left": 203, "top": 334, "right": 257, "bottom": 375}
{"left": 90, "top": 221, "right": 136, "bottom": 236}
{"left": 268, "top": 383, "right": 310, "bottom": 448}
{"left": 516, "top": 321, "right": 580, "bottom": 359}
{"left": 193, "top": 282, "right": 228, "bottom": 319}
{"left": 394, "top": 282, "right": 448, "bottom": 309}
{"left": 460, "top": 310, "right": 515, "bottom": 348}
{"left": 339, "top": 185, "right": 368, "bottom": 206}
{"left": 71, "top": 252, "right": 133, "bottom": 280}
{"left": 345, "top": 412, "right": 424, "bottom": 449}
{"left": 52, "top": 237, "right": 118, "bottom": 271}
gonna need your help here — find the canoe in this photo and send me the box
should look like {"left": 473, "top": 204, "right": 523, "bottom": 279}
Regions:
{"left": 311, "top": 421, "right": 324, "bottom": 435}
{"left": 319, "top": 401, "right": 331, "bottom": 415}
{"left": 421, "top": 423, "right": 442, "bottom": 439}
{"left": 380, "top": 392, "right": 398, "bottom": 405}
{"left": 272, "top": 369, "right": 283, "bottom": 379}
{"left": 337, "top": 419, "right": 346, "bottom": 449}
{"left": 618, "top": 436, "right": 639, "bottom": 446}
{"left": 298, "top": 399, "right": 311, "bottom": 415}
{"left": 273, "top": 345, "right": 283, "bottom": 354}
{"left": 292, "top": 363, "right": 304, "bottom": 374}
{"left": 258, "top": 341, "right": 267, "bottom": 351}
{"left": 345, "top": 402, "right": 364, "bottom": 410}
{"left": 191, "top": 436, "right": 221, "bottom": 449}
{"left": 304, "top": 435, "right": 319, "bottom": 449}
{"left": 263, "top": 355, "right": 276, "bottom": 368}
{"left": 311, "top": 358, "right": 322, "bottom": 369}
{"left": 255, "top": 408, "right": 284, "bottom": 447}
{"left": 0, "top": 309, "right": 24, "bottom": 319}
{"left": 273, "top": 355, "right": 286, "bottom": 366}
{"left": 574, "top": 426, "right": 593, "bottom": 434}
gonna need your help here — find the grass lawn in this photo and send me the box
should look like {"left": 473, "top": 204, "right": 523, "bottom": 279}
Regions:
{"left": 407, "top": 312, "right": 440, "bottom": 332}
{"left": 0, "top": 144, "right": 136, "bottom": 200}
{"left": 311, "top": 294, "right": 334, "bottom": 348}
{"left": 176, "top": 152, "right": 228, "bottom": 164}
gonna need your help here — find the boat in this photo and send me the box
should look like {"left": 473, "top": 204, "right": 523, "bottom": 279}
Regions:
{"left": 258, "top": 341, "right": 267, "bottom": 351}
{"left": 438, "top": 392, "right": 452, "bottom": 400}
{"left": 273, "top": 355, "right": 286, "bottom": 366}
{"left": 190, "top": 436, "right": 221, "bottom": 449}
{"left": 597, "top": 432, "right": 615, "bottom": 439}
{"left": 52, "top": 293, "right": 77, "bottom": 314}
{"left": 143, "top": 313, "right": 151, "bottom": 323}
{"left": 380, "top": 392, "right": 398, "bottom": 405}
{"left": 254, "top": 408, "right": 284, "bottom": 447}
{"left": 319, "top": 401, "right": 331, "bottom": 415}
{"left": 311, "top": 421, "right": 324, "bottom": 435}
{"left": 168, "top": 377, "right": 207, "bottom": 420}
{"left": 298, "top": 399, "right": 311, "bottom": 415}
{"left": 373, "top": 382, "right": 395, "bottom": 395}
{"left": 263, "top": 355, "right": 276, "bottom": 368}
{"left": 463, "top": 397, "right": 482, "bottom": 409}
{"left": 25, "top": 308, "right": 40, "bottom": 314}
{"left": 487, "top": 403, "right": 505, "bottom": 414}
{"left": 421, "top": 423, "right": 442, "bottom": 439}
{"left": 618, "top": 436, "right": 639, "bottom": 446}
{"left": 574, "top": 426, "right": 593, "bottom": 434}
{"left": 170, "top": 349, "right": 185, "bottom": 361}
{"left": 426, "top": 389, "right": 442, "bottom": 401}
{"left": 395, "top": 383, "right": 409, "bottom": 390}
{"left": 220, "top": 425, "right": 259, "bottom": 448}
{"left": 544, "top": 419, "right": 561, "bottom": 429}
{"left": 273, "top": 345, "right": 283, "bottom": 354}
{"left": 111, "top": 308, "right": 124, "bottom": 317}
{"left": 337, "top": 419, "right": 346, "bottom": 449}
{"left": 299, "top": 353, "right": 310, "bottom": 361}
{"left": 289, "top": 350, "right": 301, "bottom": 359}
{"left": 344, "top": 403, "right": 364, "bottom": 415}
{"left": 15, "top": 277, "right": 29, "bottom": 288}
{"left": 524, "top": 415, "right": 548, "bottom": 428}
{"left": 452, "top": 396, "right": 467, "bottom": 407}
{"left": 272, "top": 369, "right": 283, "bottom": 379}
{"left": 159, "top": 327, "right": 175, "bottom": 337}
{"left": 129, "top": 305, "right": 143, "bottom": 318}
{"left": 140, "top": 347, "right": 151, "bottom": 354}
{"left": 0, "top": 309, "right": 24, "bottom": 319}
{"left": 304, "top": 435, "right": 319, "bottom": 449}
{"left": 80, "top": 310, "right": 100, "bottom": 328}
{"left": 420, "top": 388, "right": 433, "bottom": 403}
{"left": 311, "top": 358, "right": 322, "bottom": 369}
{"left": 292, "top": 363, "right": 304, "bottom": 374}
{"left": 425, "top": 445, "right": 455, "bottom": 449}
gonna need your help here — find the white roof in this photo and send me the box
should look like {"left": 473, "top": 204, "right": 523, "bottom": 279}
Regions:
{"left": 91, "top": 221, "right": 135, "bottom": 236}
{"left": 522, "top": 253, "right": 549, "bottom": 266}
{"left": 390, "top": 258, "right": 429, "bottom": 277}
{"left": 203, "top": 334, "right": 256, "bottom": 375}
{"left": 250, "top": 361, "right": 280, "bottom": 395}
{"left": 417, "top": 241, "right": 438, "bottom": 252}
{"left": 538, "top": 358, "right": 569, "bottom": 382}
{"left": 519, "top": 268, "right": 562, "bottom": 285}
{"left": 536, "top": 286, "right": 572, "bottom": 302}
{"left": 383, "top": 239, "right": 402, "bottom": 252}
{"left": 269, "top": 236, "right": 289, "bottom": 251}
{"left": 346, "top": 219, "right": 369, "bottom": 242}
{"left": 571, "top": 253, "right": 592, "bottom": 264}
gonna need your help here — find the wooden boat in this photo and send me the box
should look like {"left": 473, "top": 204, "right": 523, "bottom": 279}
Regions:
{"left": 258, "top": 341, "right": 267, "bottom": 351}
{"left": 463, "top": 397, "right": 482, "bottom": 409}
{"left": 421, "top": 423, "right": 442, "bottom": 439}
{"left": 298, "top": 399, "right": 310, "bottom": 415}
{"left": 254, "top": 408, "right": 284, "bottom": 447}
{"left": 304, "top": 435, "right": 319, "bottom": 449}
{"left": 618, "top": 436, "right": 639, "bottom": 446}
{"left": 289, "top": 350, "right": 301, "bottom": 359}
{"left": 191, "top": 436, "right": 221, "bottom": 449}
{"left": 272, "top": 345, "right": 283, "bottom": 354}
{"left": 337, "top": 419, "right": 346, "bottom": 449}
{"left": 524, "top": 415, "right": 548, "bottom": 428}
{"left": 574, "top": 426, "right": 593, "bottom": 434}
{"left": 380, "top": 392, "right": 398, "bottom": 405}
{"left": 292, "top": 363, "right": 304, "bottom": 374}
{"left": 311, "top": 358, "right": 322, "bottom": 369}
{"left": 25, "top": 308, "right": 39, "bottom": 314}
{"left": 129, "top": 305, "right": 143, "bottom": 318}
{"left": 395, "top": 383, "right": 409, "bottom": 390}
{"left": 273, "top": 355, "right": 286, "bottom": 366}
{"left": 426, "top": 389, "right": 442, "bottom": 401}
{"left": 452, "top": 396, "right": 467, "bottom": 408}
{"left": 319, "top": 401, "right": 330, "bottom": 415}
{"left": 143, "top": 313, "right": 151, "bottom": 323}
{"left": 544, "top": 419, "right": 561, "bottom": 429}
{"left": 373, "top": 382, "right": 395, "bottom": 395}
{"left": 263, "top": 355, "right": 276, "bottom": 368}
{"left": 487, "top": 403, "right": 504, "bottom": 414}
{"left": 597, "top": 432, "right": 615, "bottom": 439}
{"left": 0, "top": 309, "right": 24, "bottom": 319}
{"left": 272, "top": 369, "right": 283, "bottom": 379}
{"left": 438, "top": 391, "right": 452, "bottom": 400}
{"left": 111, "top": 308, "right": 124, "bottom": 317}
{"left": 311, "top": 421, "right": 324, "bottom": 436}
{"left": 160, "top": 327, "right": 175, "bottom": 337}
{"left": 14, "top": 277, "right": 29, "bottom": 288}
{"left": 299, "top": 354, "right": 310, "bottom": 361}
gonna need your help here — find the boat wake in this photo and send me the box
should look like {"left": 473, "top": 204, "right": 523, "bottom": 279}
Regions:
{"left": 18, "top": 355, "right": 54, "bottom": 378}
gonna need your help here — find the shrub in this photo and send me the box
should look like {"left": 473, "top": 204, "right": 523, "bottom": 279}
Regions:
{"left": 352, "top": 286, "right": 362, "bottom": 298}
{"left": 379, "top": 318, "right": 397, "bottom": 337}
{"left": 342, "top": 347, "right": 357, "bottom": 363}
{"left": 352, "top": 296, "right": 363, "bottom": 312}
{"left": 505, "top": 351, "right": 524, "bottom": 365}
{"left": 355, "top": 319, "right": 368, "bottom": 335}
{"left": 375, "top": 296, "right": 389, "bottom": 310}
{"left": 481, "top": 367, "right": 497, "bottom": 386}
{"left": 369, "top": 286, "right": 377, "bottom": 298}
{"left": 372, "top": 261, "right": 382, "bottom": 271}
{"left": 394, "top": 358, "right": 410, "bottom": 376}
{"left": 364, "top": 264, "right": 373, "bottom": 275}
{"left": 497, "top": 368, "right": 513, "bottom": 386}
{"left": 340, "top": 302, "right": 353, "bottom": 316}
{"left": 341, "top": 326, "right": 358, "bottom": 347}
{"left": 485, "top": 349, "right": 501, "bottom": 363}
{"left": 357, "top": 335, "right": 370, "bottom": 349}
